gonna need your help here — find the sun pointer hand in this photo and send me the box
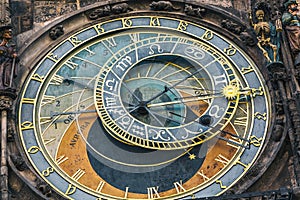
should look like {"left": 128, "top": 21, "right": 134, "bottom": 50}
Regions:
{"left": 146, "top": 93, "right": 223, "bottom": 108}
{"left": 143, "top": 67, "right": 207, "bottom": 105}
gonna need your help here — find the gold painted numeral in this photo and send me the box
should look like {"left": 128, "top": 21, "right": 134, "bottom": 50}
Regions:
{"left": 65, "top": 184, "right": 77, "bottom": 196}
{"left": 150, "top": 17, "right": 161, "bottom": 26}
{"left": 234, "top": 159, "right": 249, "bottom": 170}
{"left": 56, "top": 155, "right": 69, "bottom": 165}
{"left": 254, "top": 112, "right": 267, "bottom": 120}
{"left": 41, "top": 95, "right": 56, "bottom": 106}
{"left": 94, "top": 23, "right": 105, "bottom": 34}
{"left": 104, "top": 38, "right": 117, "bottom": 47}
{"left": 233, "top": 117, "right": 248, "bottom": 127}
{"left": 28, "top": 146, "right": 40, "bottom": 154}
{"left": 241, "top": 65, "right": 254, "bottom": 74}
{"left": 42, "top": 167, "right": 54, "bottom": 177}
{"left": 31, "top": 73, "right": 45, "bottom": 82}
{"left": 129, "top": 33, "right": 140, "bottom": 43}
{"left": 65, "top": 60, "right": 79, "bottom": 70}
{"left": 147, "top": 186, "right": 160, "bottom": 199}
{"left": 174, "top": 180, "right": 186, "bottom": 193}
{"left": 226, "top": 136, "right": 242, "bottom": 149}
{"left": 251, "top": 87, "right": 264, "bottom": 97}
{"left": 22, "top": 98, "right": 35, "bottom": 104}
{"left": 250, "top": 135, "right": 263, "bottom": 147}
{"left": 84, "top": 47, "right": 96, "bottom": 56}
{"left": 216, "top": 180, "right": 227, "bottom": 189}
{"left": 96, "top": 181, "right": 106, "bottom": 193}
{"left": 50, "top": 74, "right": 64, "bottom": 85}
{"left": 124, "top": 187, "right": 129, "bottom": 198}
{"left": 201, "top": 30, "right": 214, "bottom": 40}
{"left": 40, "top": 117, "right": 52, "bottom": 124}
{"left": 177, "top": 21, "right": 189, "bottom": 31}
{"left": 72, "top": 169, "right": 86, "bottom": 181}
{"left": 122, "top": 18, "right": 133, "bottom": 27}
{"left": 47, "top": 53, "right": 59, "bottom": 62}
{"left": 43, "top": 137, "right": 56, "bottom": 145}
{"left": 197, "top": 170, "right": 209, "bottom": 182}
{"left": 215, "top": 154, "right": 230, "bottom": 167}
{"left": 21, "top": 121, "right": 34, "bottom": 131}
{"left": 224, "top": 44, "right": 236, "bottom": 56}
{"left": 70, "top": 36, "right": 82, "bottom": 46}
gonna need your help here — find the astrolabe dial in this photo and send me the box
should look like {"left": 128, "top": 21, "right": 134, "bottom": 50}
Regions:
{"left": 95, "top": 33, "right": 240, "bottom": 150}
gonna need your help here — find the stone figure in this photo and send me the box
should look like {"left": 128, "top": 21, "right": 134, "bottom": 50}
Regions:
{"left": 149, "top": 1, "right": 180, "bottom": 11}
{"left": 282, "top": 0, "right": 300, "bottom": 66}
{"left": 49, "top": 25, "right": 64, "bottom": 40}
{"left": 0, "top": 26, "right": 17, "bottom": 89}
{"left": 250, "top": 9, "right": 281, "bottom": 63}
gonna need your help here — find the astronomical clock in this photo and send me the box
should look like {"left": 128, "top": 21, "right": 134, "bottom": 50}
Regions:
{"left": 1, "top": 0, "right": 299, "bottom": 200}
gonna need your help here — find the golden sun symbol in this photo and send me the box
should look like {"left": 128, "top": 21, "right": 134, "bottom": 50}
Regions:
{"left": 222, "top": 85, "right": 240, "bottom": 100}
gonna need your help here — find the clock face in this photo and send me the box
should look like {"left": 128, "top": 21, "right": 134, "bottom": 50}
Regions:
{"left": 18, "top": 16, "right": 270, "bottom": 199}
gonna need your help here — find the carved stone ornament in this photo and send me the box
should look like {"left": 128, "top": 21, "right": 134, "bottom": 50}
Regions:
{"left": 221, "top": 19, "right": 243, "bottom": 34}
{"left": 86, "top": 3, "right": 132, "bottom": 20}
{"left": 0, "top": 0, "right": 11, "bottom": 26}
{"left": 282, "top": 0, "right": 300, "bottom": 66}
{"left": 10, "top": 155, "right": 28, "bottom": 171}
{"left": 49, "top": 25, "right": 64, "bottom": 40}
{"left": 0, "top": 95, "right": 13, "bottom": 110}
{"left": 36, "top": 181, "right": 52, "bottom": 198}
{"left": 184, "top": 4, "right": 205, "bottom": 18}
{"left": 0, "top": 26, "right": 18, "bottom": 90}
{"left": 149, "top": 1, "right": 180, "bottom": 11}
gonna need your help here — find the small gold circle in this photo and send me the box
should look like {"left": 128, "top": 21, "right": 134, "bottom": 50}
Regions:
{"left": 222, "top": 85, "right": 239, "bottom": 99}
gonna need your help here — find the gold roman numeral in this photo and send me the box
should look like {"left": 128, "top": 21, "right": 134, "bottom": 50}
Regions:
{"left": 147, "top": 186, "right": 160, "bottom": 199}
{"left": 215, "top": 154, "right": 230, "bottom": 167}
{"left": 96, "top": 181, "right": 106, "bottom": 193}
{"left": 56, "top": 155, "right": 69, "bottom": 165}
{"left": 72, "top": 169, "right": 85, "bottom": 181}
{"left": 174, "top": 180, "right": 186, "bottom": 193}
{"left": 197, "top": 170, "right": 209, "bottom": 182}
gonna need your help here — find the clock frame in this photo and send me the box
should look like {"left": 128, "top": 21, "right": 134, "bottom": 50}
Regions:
{"left": 13, "top": 2, "right": 282, "bottom": 199}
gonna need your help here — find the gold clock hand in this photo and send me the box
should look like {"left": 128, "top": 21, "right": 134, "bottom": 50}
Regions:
{"left": 147, "top": 94, "right": 223, "bottom": 108}
{"left": 64, "top": 77, "right": 95, "bottom": 89}
{"left": 50, "top": 109, "right": 97, "bottom": 117}
{"left": 143, "top": 66, "right": 208, "bottom": 105}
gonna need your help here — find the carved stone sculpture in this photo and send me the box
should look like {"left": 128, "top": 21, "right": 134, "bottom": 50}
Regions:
{"left": 149, "top": 1, "right": 180, "bottom": 11}
{"left": 0, "top": 26, "right": 17, "bottom": 90}
{"left": 49, "top": 25, "right": 64, "bottom": 40}
{"left": 250, "top": 9, "right": 280, "bottom": 63}
{"left": 184, "top": 4, "right": 205, "bottom": 18}
{"left": 282, "top": 0, "right": 300, "bottom": 66}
